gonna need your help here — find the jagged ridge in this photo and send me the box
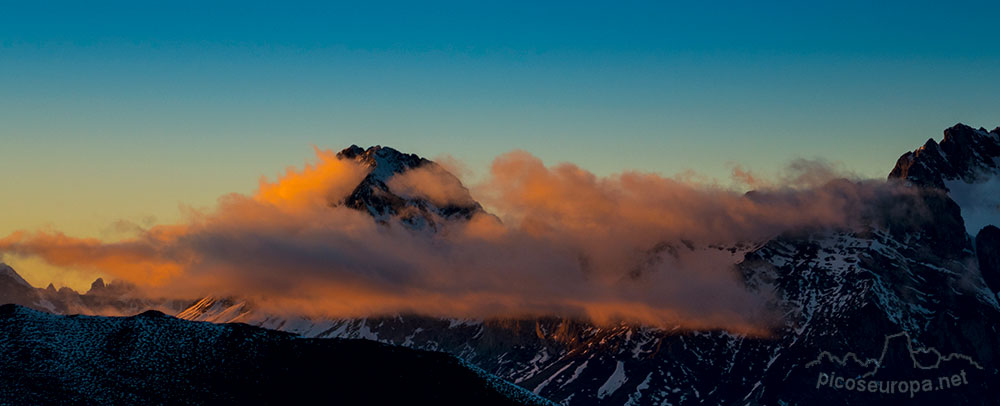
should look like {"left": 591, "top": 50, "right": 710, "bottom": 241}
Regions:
{"left": 889, "top": 123, "right": 1000, "bottom": 189}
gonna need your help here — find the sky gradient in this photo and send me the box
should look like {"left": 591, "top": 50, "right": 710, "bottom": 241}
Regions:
{"left": 2, "top": 1, "right": 1000, "bottom": 289}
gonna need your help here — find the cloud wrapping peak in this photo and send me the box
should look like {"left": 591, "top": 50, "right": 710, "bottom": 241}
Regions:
{"left": 0, "top": 147, "right": 918, "bottom": 333}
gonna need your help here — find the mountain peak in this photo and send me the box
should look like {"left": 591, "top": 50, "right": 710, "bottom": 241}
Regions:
{"left": 88, "top": 277, "right": 105, "bottom": 294}
{"left": 0, "top": 263, "right": 32, "bottom": 288}
{"left": 888, "top": 123, "right": 1000, "bottom": 189}
{"left": 337, "top": 145, "right": 429, "bottom": 183}
{"left": 941, "top": 122, "right": 989, "bottom": 147}
{"left": 334, "top": 145, "right": 482, "bottom": 230}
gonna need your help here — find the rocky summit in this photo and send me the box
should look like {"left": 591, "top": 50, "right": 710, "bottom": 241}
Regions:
{"left": 889, "top": 124, "right": 1000, "bottom": 190}
{"left": 336, "top": 144, "right": 483, "bottom": 230}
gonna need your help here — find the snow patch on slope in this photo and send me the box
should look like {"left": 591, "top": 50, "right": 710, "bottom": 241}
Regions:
{"left": 596, "top": 361, "right": 628, "bottom": 399}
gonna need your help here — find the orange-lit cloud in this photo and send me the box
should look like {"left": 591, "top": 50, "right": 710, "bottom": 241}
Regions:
{"left": 0, "top": 226, "right": 189, "bottom": 286}
{"left": 255, "top": 146, "right": 369, "bottom": 209}
{"left": 0, "top": 146, "right": 918, "bottom": 333}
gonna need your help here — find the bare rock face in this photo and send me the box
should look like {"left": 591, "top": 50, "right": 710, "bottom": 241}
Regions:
{"left": 889, "top": 123, "right": 1000, "bottom": 189}
{"left": 977, "top": 225, "right": 1000, "bottom": 294}
{"left": 336, "top": 145, "right": 483, "bottom": 230}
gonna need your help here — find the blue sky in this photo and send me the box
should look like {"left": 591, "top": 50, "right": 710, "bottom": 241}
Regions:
{"left": 1, "top": 0, "right": 999, "bottom": 250}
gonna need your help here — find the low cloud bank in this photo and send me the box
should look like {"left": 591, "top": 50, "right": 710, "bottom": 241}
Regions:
{"left": 0, "top": 148, "right": 922, "bottom": 333}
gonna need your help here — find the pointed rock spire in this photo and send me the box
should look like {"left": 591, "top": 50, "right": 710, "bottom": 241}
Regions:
{"left": 889, "top": 123, "right": 1000, "bottom": 189}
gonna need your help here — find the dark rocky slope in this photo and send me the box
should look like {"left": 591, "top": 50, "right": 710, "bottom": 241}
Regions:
{"left": 0, "top": 304, "right": 552, "bottom": 406}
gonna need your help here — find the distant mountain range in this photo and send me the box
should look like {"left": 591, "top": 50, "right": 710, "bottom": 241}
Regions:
{"left": 2, "top": 124, "right": 999, "bottom": 405}
{"left": 0, "top": 262, "right": 187, "bottom": 316}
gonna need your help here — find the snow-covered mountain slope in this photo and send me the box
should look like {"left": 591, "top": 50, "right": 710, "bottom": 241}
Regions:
{"left": 0, "top": 304, "right": 554, "bottom": 406}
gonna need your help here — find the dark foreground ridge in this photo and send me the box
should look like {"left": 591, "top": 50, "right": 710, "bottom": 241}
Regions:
{"left": 0, "top": 304, "right": 552, "bottom": 406}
